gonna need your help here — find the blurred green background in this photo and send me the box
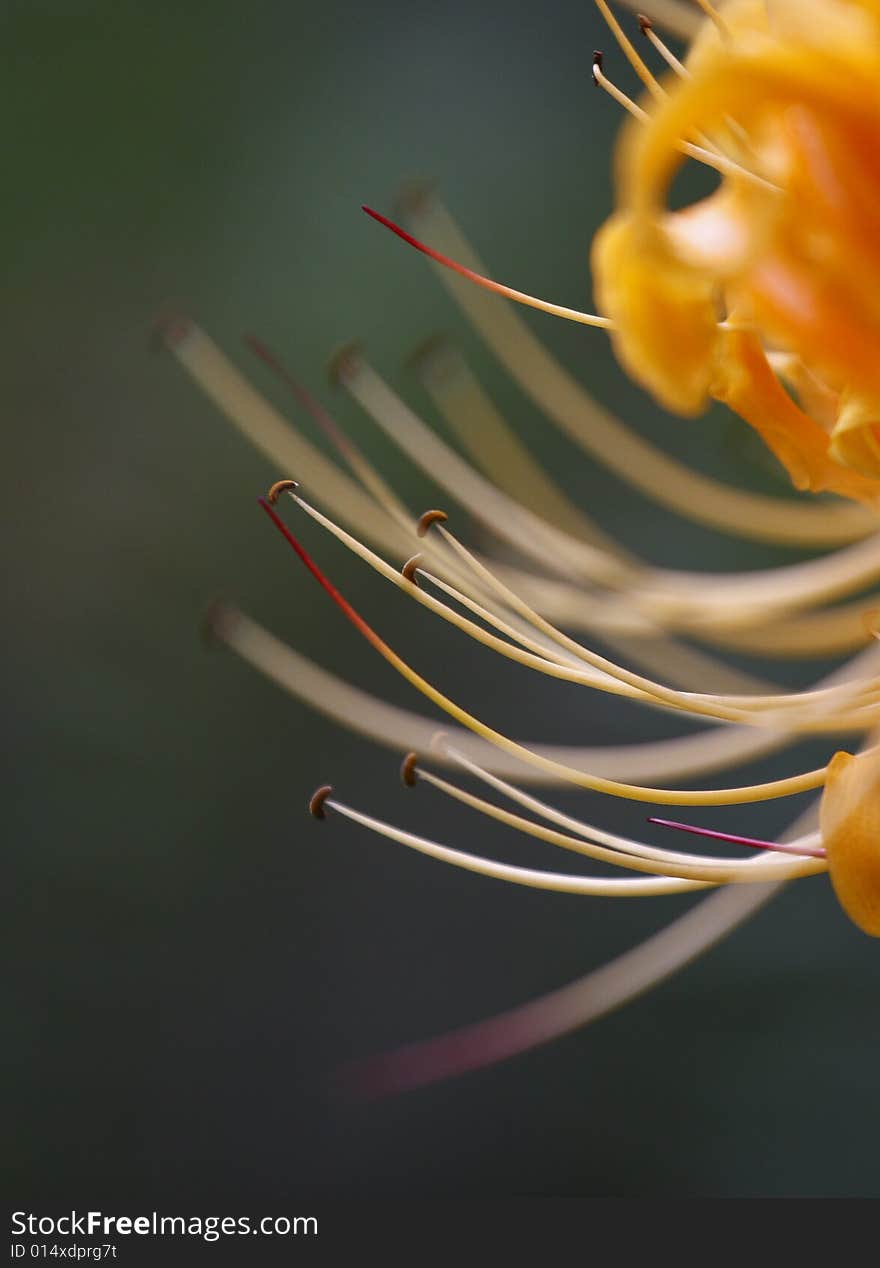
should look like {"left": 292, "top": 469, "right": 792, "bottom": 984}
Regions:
{"left": 7, "top": 0, "right": 879, "bottom": 1201}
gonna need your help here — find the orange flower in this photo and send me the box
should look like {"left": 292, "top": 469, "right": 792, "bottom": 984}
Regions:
{"left": 593, "top": 0, "right": 880, "bottom": 500}
{"left": 821, "top": 747, "right": 880, "bottom": 935}
{"left": 167, "top": 0, "right": 880, "bottom": 1091}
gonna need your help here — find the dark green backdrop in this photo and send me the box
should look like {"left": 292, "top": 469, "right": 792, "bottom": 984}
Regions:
{"left": 7, "top": 0, "right": 878, "bottom": 1201}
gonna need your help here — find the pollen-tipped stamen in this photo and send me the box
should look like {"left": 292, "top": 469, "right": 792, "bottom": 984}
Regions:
{"left": 400, "top": 751, "right": 419, "bottom": 788}
{"left": 638, "top": 12, "right": 689, "bottom": 77}
{"left": 212, "top": 602, "right": 877, "bottom": 787}
{"left": 413, "top": 761, "right": 825, "bottom": 882}
{"left": 592, "top": 55, "right": 779, "bottom": 191}
{"left": 417, "top": 509, "right": 448, "bottom": 538}
{"left": 427, "top": 512, "right": 880, "bottom": 725}
{"left": 290, "top": 488, "right": 879, "bottom": 729}
{"left": 266, "top": 478, "right": 299, "bottom": 505}
{"left": 257, "top": 497, "right": 835, "bottom": 806}
{"left": 322, "top": 792, "right": 715, "bottom": 897}
{"left": 396, "top": 198, "right": 873, "bottom": 546}
{"left": 309, "top": 784, "right": 333, "bottom": 820}
{"left": 593, "top": 0, "right": 667, "bottom": 99}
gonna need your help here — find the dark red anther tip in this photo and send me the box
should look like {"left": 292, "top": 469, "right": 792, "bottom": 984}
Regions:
{"left": 416, "top": 509, "right": 448, "bottom": 538}
{"left": 327, "top": 342, "right": 364, "bottom": 387}
{"left": 400, "top": 753, "right": 419, "bottom": 788}
{"left": 266, "top": 478, "right": 299, "bottom": 505}
{"left": 200, "top": 598, "right": 237, "bottom": 648}
{"left": 401, "top": 554, "right": 422, "bottom": 586}
{"left": 150, "top": 308, "right": 193, "bottom": 354}
{"left": 309, "top": 785, "right": 334, "bottom": 820}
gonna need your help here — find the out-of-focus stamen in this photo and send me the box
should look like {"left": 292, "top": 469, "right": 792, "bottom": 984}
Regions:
{"left": 594, "top": 0, "right": 667, "bottom": 99}
{"left": 692, "top": 0, "right": 729, "bottom": 37}
{"left": 592, "top": 54, "right": 778, "bottom": 192}
{"left": 398, "top": 198, "right": 873, "bottom": 546}
{"left": 639, "top": 12, "right": 689, "bottom": 76}
{"left": 401, "top": 554, "right": 422, "bottom": 586}
{"left": 410, "top": 333, "right": 622, "bottom": 552}
{"left": 257, "top": 498, "right": 834, "bottom": 806}
{"left": 165, "top": 321, "right": 410, "bottom": 560}
{"left": 291, "top": 487, "right": 879, "bottom": 728}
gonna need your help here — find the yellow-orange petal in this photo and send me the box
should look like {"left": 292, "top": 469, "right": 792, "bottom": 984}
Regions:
{"left": 591, "top": 212, "right": 719, "bottom": 416}
{"left": 820, "top": 749, "right": 880, "bottom": 937}
{"left": 710, "top": 327, "right": 880, "bottom": 504}
{"left": 829, "top": 390, "right": 880, "bottom": 480}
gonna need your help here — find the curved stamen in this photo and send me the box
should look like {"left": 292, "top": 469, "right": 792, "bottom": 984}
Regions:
{"left": 428, "top": 513, "right": 880, "bottom": 723}
{"left": 648, "top": 817, "right": 826, "bottom": 858}
{"left": 639, "top": 13, "right": 689, "bottom": 77}
{"left": 619, "top": 0, "right": 700, "bottom": 41}
{"left": 291, "top": 487, "right": 880, "bottom": 729}
{"left": 398, "top": 197, "right": 876, "bottom": 546}
{"left": 362, "top": 206, "right": 614, "bottom": 331}
{"left": 166, "top": 321, "right": 410, "bottom": 559}
{"left": 594, "top": 0, "right": 667, "bottom": 99}
{"left": 341, "top": 838, "right": 801, "bottom": 1098}
{"left": 340, "top": 351, "right": 880, "bottom": 626}
{"left": 408, "top": 335, "right": 880, "bottom": 662}
{"left": 593, "top": 54, "right": 651, "bottom": 120}
{"left": 320, "top": 792, "right": 716, "bottom": 896}
{"left": 210, "top": 604, "right": 810, "bottom": 784}
{"left": 691, "top": 0, "right": 729, "bottom": 37}
{"left": 436, "top": 740, "right": 826, "bottom": 868}
{"left": 413, "top": 762, "right": 824, "bottom": 882}
{"left": 410, "top": 333, "right": 625, "bottom": 553}
{"left": 592, "top": 56, "right": 778, "bottom": 192}
{"left": 258, "top": 497, "right": 834, "bottom": 806}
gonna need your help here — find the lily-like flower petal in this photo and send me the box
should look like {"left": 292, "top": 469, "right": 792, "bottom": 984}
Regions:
{"left": 593, "top": 0, "right": 880, "bottom": 502}
{"left": 821, "top": 745, "right": 880, "bottom": 934}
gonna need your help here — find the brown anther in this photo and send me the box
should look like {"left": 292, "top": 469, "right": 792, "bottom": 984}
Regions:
{"left": 637, "top": 13, "right": 653, "bottom": 34}
{"left": 266, "top": 478, "right": 299, "bottom": 505}
{"left": 200, "top": 598, "right": 238, "bottom": 648}
{"left": 592, "top": 50, "right": 604, "bottom": 83}
{"left": 400, "top": 752, "right": 419, "bottom": 788}
{"left": 416, "top": 508, "right": 448, "bottom": 537}
{"left": 405, "top": 332, "right": 452, "bottom": 375}
{"left": 150, "top": 308, "right": 192, "bottom": 353}
{"left": 401, "top": 554, "right": 422, "bottom": 585}
{"left": 393, "top": 180, "right": 437, "bottom": 221}
{"left": 309, "top": 784, "right": 334, "bottom": 820}
{"left": 327, "top": 342, "right": 364, "bottom": 387}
